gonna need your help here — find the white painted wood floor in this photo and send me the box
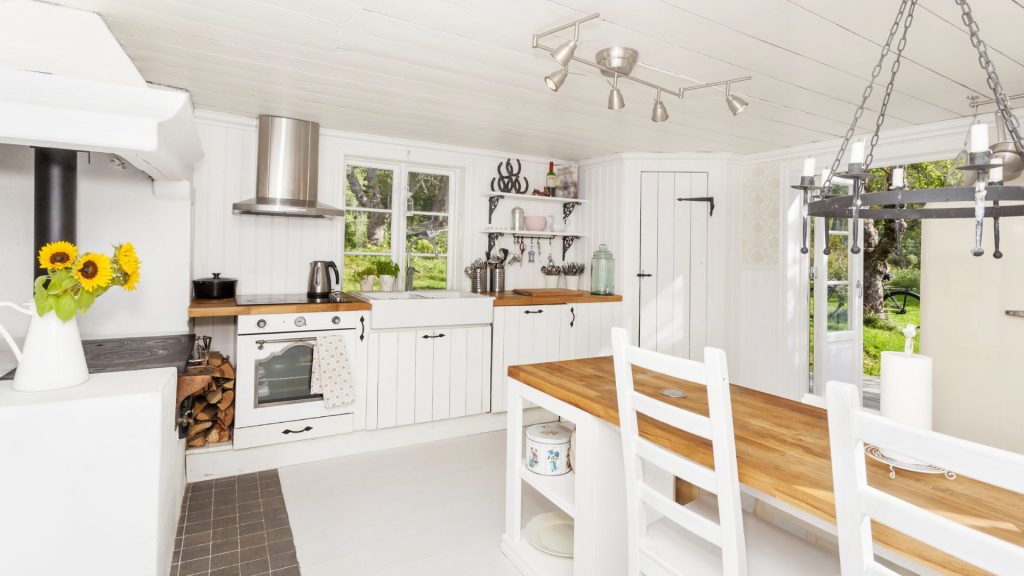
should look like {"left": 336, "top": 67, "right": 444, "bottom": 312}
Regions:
{"left": 279, "top": 430, "right": 530, "bottom": 576}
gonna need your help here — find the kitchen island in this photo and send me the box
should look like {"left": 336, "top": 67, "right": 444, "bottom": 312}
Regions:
{"left": 503, "top": 356, "right": 1023, "bottom": 576}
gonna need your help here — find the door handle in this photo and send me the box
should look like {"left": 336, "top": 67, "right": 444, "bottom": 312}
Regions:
{"left": 281, "top": 426, "right": 313, "bottom": 435}
{"left": 570, "top": 307, "right": 575, "bottom": 328}
{"left": 524, "top": 310, "right": 544, "bottom": 314}
{"left": 359, "top": 316, "right": 365, "bottom": 341}
{"left": 1006, "top": 310, "right": 1024, "bottom": 318}
{"left": 677, "top": 196, "right": 715, "bottom": 217}
{"left": 422, "top": 333, "right": 447, "bottom": 339}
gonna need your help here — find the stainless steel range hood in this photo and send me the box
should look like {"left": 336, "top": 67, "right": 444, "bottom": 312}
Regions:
{"left": 232, "top": 115, "right": 343, "bottom": 218}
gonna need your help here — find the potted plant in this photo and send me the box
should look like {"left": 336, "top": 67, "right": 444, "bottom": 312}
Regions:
{"left": 561, "top": 262, "right": 585, "bottom": 291}
{"left": 0, "top": 241, "right": 141, "bottom": 392}
{"left": 541, "top": 263, "right": 561, "bottom": 289}
{"left": 357, "top": 267, "right": 376, "bottom": 292}
{"left": 375, "top": 260, "right": 401, "bottom": 292}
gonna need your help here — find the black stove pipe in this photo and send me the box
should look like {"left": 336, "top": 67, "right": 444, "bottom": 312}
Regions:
{"left": 34, "top": 148, "right": 77, "bottom": 278}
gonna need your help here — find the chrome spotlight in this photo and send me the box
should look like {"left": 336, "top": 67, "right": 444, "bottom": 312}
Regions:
{"left": 551, "top": 39, "right": 578, "bottom": 68}
{"left": 725, "top": 83, "right": 748, "bottom": 116}
{"left": 651, "top": 89, "right": 669, "bottom": 122}
{"left": 608, "top": 74, "right": 625, "bottom": 110}
{"left": 545, "top": 68, "right": 568, "bottom": 92}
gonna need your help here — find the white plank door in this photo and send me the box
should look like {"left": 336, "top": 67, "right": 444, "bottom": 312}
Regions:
{"left": 559, "top": 302, "right": 624, "bottom": 360}
{"left": 415, "top": 330, "right": 436, "bottom": 423}
{"left": 637, "top": 172, "right": 710, "bottom": 359}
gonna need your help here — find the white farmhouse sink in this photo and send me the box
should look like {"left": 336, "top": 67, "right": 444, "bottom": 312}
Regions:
{"left": 355, "top": 291, "right": 494, "bottom": 329}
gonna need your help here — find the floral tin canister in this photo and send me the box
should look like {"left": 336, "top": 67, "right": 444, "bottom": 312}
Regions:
{"left": 526, "top": 423, "right": 572, "bottom": 476}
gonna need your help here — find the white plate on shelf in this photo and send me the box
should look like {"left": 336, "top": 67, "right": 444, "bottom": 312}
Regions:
{"left": 525, "top": 511, "right": 574, "bottom": 558}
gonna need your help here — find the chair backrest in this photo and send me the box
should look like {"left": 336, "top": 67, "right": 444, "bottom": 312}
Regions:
{"left": 826, "top": 380, "right": 1024, "bottom": 576}
{"left": 610, "top": 327, "right": 746, "bottom": 576}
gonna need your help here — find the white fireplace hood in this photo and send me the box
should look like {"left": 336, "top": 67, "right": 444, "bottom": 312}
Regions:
{"left": 0, "top": 1, "right": 203, "bottom": 197}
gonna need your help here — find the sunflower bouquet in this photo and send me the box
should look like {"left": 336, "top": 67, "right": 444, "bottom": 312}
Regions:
{"left": 34, "top": 241, "right": 141, "bottom": 322}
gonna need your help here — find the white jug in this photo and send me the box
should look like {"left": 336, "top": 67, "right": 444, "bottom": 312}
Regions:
{"left": 0, "top": 302, "right": 89, "bottom": 392}
{"left": 548, "top": 215, "right": 566, "bottom": 233}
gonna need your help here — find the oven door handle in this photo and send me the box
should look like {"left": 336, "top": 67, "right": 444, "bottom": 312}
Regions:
{"left": 256, "top": 336, "right": 317, "bottom": 350}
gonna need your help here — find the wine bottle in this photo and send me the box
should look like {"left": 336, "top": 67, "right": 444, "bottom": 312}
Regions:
{"left": 545, "top": 161, "right": 558, "bottom": 196}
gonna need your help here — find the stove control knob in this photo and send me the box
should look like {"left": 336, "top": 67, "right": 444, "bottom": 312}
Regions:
{"left": 256, "top": 319, "right": 267, "bottom": 329}
{"left": 332, "top": 316, "right": 341, "bottom": 325}
{"left": 295, "top": 317, "right": 307, "bottom": 328}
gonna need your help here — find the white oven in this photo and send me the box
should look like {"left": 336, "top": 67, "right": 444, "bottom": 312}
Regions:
{"left": 235, "top": 312, "right": 360, "bottom": 438}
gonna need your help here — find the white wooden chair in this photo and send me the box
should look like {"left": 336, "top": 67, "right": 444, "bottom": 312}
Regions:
{"left": 610, "top": 328, "right": 838, "bottom": 576}
{"left": 826, "top": 380, "right": 1024, "bottom": 575}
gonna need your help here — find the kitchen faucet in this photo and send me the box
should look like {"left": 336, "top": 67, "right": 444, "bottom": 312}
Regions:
{"left": 405, "top": 238, "right": 417, "bottom": 291}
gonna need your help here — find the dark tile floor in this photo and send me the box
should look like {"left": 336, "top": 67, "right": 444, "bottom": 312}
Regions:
{"left": 171, "top": 469, "right": 301, "bottom": 576}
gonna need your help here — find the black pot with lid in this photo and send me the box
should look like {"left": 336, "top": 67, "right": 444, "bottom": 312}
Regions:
{"left": 192, "top": 273, "right": 237, "bottom": 300}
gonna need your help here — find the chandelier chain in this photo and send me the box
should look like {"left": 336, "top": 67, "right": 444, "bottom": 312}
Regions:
{"left": 865, "top": 0, "right": 918, "bottom": 171}
{"left": 824, "top": 0, "right": 911, "bottom": 189}
{"left": 956, "top": 0, "right": 1024, "bottom": 155}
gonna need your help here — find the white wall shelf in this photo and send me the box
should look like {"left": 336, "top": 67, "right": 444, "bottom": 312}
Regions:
{"left": 484, "top": 192, "right": 586, "bottom": 226}
{"left": 520, "top": 462, "right": 576, "bottom": 518}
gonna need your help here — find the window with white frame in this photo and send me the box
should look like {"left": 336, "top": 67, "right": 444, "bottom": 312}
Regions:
{"left": 343, "top": 162, "right": 454, "bottom": 291}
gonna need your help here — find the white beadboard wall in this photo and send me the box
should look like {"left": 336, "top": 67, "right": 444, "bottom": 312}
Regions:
{"left": 189, "top": 111, "right": 577, "bottom": 357}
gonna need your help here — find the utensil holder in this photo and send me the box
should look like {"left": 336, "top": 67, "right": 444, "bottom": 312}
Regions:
{"left": 490, "top": 267, "right": 505, "bottom": 293}
{"left": 471, "top": 268, "right": 489, "bottom": 293}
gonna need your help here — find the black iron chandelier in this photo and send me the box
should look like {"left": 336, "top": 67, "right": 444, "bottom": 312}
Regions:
{"left": 796, "top": 0, "right": 1024, "bottom": 258}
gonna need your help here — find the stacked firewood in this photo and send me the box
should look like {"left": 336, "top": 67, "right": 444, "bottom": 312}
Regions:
{"left": 177, "top": 352, "right": 235, "bottom": 448}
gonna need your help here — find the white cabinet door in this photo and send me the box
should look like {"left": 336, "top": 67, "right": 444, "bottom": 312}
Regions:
{"left": 491, "top": 305, "right": 563, "bottom": 412}
{"left": 559, "top": 302, "right": 623, "bottom": 360}
{"left": 366, "top": 326, "right": 491, "bottom": 429}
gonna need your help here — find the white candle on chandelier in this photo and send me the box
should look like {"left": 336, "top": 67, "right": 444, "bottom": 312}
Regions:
{"left": 969, "top": 123, "right": 989, "bottom": 153}
{"left": 802, "top": 157, "right": 816, "bottom": 178}
{"left": 850, "top": 140, "right": 866, "bottom": 165}
{"left": 989, "top": 157, "right": 1004, "bottom": 183}
{"left": 891, "top": 166, "right": 905, "bottom": 189}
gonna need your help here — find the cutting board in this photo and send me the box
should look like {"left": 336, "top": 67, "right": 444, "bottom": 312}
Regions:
{"left": 512, "top": 288, "right": 587, "bottom": 297}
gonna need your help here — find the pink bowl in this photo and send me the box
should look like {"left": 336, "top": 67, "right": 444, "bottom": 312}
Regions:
{"left": 524, "top": 216, "right": 547, "bottom": 231}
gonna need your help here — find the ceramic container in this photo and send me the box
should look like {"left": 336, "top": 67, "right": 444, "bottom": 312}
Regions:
{"left": 359, "top": 275, "right": 376, "bottom": 291}
{"left": 524, "top": 216, "right": 547, "bottom": 231}
{"left": 0, "top": 302, "right": 89, "bottom": 392}
{"left": 379, "top": 275, "right": 396, "bottom": 291}
{"left": 526, "top": 423, "right": 572, "bottom": 476}
{"left": 565, "top": 275, "right": 581, "bottom": 290}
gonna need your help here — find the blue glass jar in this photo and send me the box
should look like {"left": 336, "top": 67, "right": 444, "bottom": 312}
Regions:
{"left": 590, "top": 244, "right": 615, "bottom": 295}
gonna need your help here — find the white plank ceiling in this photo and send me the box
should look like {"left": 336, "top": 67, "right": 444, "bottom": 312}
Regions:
{"left": 50, "top": 0, "right": 1024, "bottom": 160}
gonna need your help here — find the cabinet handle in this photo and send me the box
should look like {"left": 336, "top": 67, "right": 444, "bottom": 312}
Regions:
{"left": 281, "top": 426, "right": 313, "bottom": 435}
{"left": 570, "top": 307, "right": 575, "bottom": 327}
{"left": 524, "top": 309, "right": 544, "bottom": 314}
{"left": 636, "top": 272, "right": 652, "bottom": 278}
{"left": 422, "top": 333, "right": 446, "bottom": 339}
{"left": 359, "top": 316, "right": 365, "bottom": 341}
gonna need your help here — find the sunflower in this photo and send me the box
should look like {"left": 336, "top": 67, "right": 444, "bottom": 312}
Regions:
{"left": 115, "top": 242, "right": 140, "bottom": 275}
{"left": 74, "top": 253, "right": 113, "bottom": 292}
{"left": 122, "top": 269, "right": 140, "bottom": 292}
{"left": 37, "top": 241, "right": 78, "bottom": 270}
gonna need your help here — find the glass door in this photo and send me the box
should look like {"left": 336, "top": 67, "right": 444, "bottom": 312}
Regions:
{"left": 812, "top": 177, "right": 864, "bottom": 398}
{"left": 255, "top": 342, "right": 321, "bottom": 407}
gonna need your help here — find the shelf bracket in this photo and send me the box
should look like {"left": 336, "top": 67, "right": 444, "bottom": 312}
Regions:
{"left": 562, "top": 201, "right": 581, "bottom": 223}
{"left": 488, "top": 195, "right": 503, "bottom": 224}
{"left": 486, "top": 232, "right": 504, "bottom": 260}
{"left": 562, "top": 235, "right": 580, "bottom": 260}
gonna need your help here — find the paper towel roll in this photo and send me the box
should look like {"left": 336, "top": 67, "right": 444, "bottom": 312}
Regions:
{"left": 880, "top": 351, "right": 933, "bottom": 430}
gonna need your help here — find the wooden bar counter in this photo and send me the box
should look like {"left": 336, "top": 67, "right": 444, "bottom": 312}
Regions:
{"left": 505, "top": 356, "right": 1021, "bottom": 576}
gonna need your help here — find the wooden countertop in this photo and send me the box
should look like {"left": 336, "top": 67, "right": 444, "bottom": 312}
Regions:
{"left": 508, "top": 357, "right": 1021, "bottom": 576}
{"left": 483, "top": 291, "right": 622, "bottom": 306}
{"left": 188, "top": 295, "right": 371, "bottom": 318}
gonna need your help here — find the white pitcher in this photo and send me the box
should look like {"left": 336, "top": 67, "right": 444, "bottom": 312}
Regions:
{"left": 0, "top": 302, "right": 89, "bottom": 392}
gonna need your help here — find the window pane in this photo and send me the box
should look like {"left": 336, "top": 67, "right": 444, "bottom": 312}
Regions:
{"left": 827, "top": 235, "right": 848, "bottom": 281}
{"left": 406, "top": 215, "right": 448, "bottom": 255}
{"left": 345, "top": 210, "right": 392, "bottom": 252}
{"left": 410, "top": 256, "right": 447, "bottom": 290}
{"left": 826, "top": 283, "right": 849, "bottom": 331}
{"left": 407, "top": 172, "right": 449, "bottom": 213}
{"left": 345, "top": 165, "right": 393, "bottom": 209}
{"left": 343, "top": 254, "right": 396, "bottom": 291}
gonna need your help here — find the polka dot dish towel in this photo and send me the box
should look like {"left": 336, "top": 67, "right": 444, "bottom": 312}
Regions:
{"left": 311, "top": 334, "right": 355, "bottom": 408}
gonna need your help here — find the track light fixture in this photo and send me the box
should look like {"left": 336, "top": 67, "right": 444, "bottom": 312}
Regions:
{"left": 532, "top": 13, "right": 752, "bottom": 123}
{"left": 545, "top": 67, "right": 568, "bottom": 92}
{"left": 725, "top": 83, "right": 749, "bottom": 116}
{"left": 608, "top": 74, "right": 625, "bottom": 110}
{"left": 651, "top": 89, "right": 669, "bottom": 122}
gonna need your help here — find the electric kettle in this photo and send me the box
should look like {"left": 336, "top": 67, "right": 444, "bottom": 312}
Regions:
{"left": 307, "top": 260, "right": 340, "bottom": 298}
